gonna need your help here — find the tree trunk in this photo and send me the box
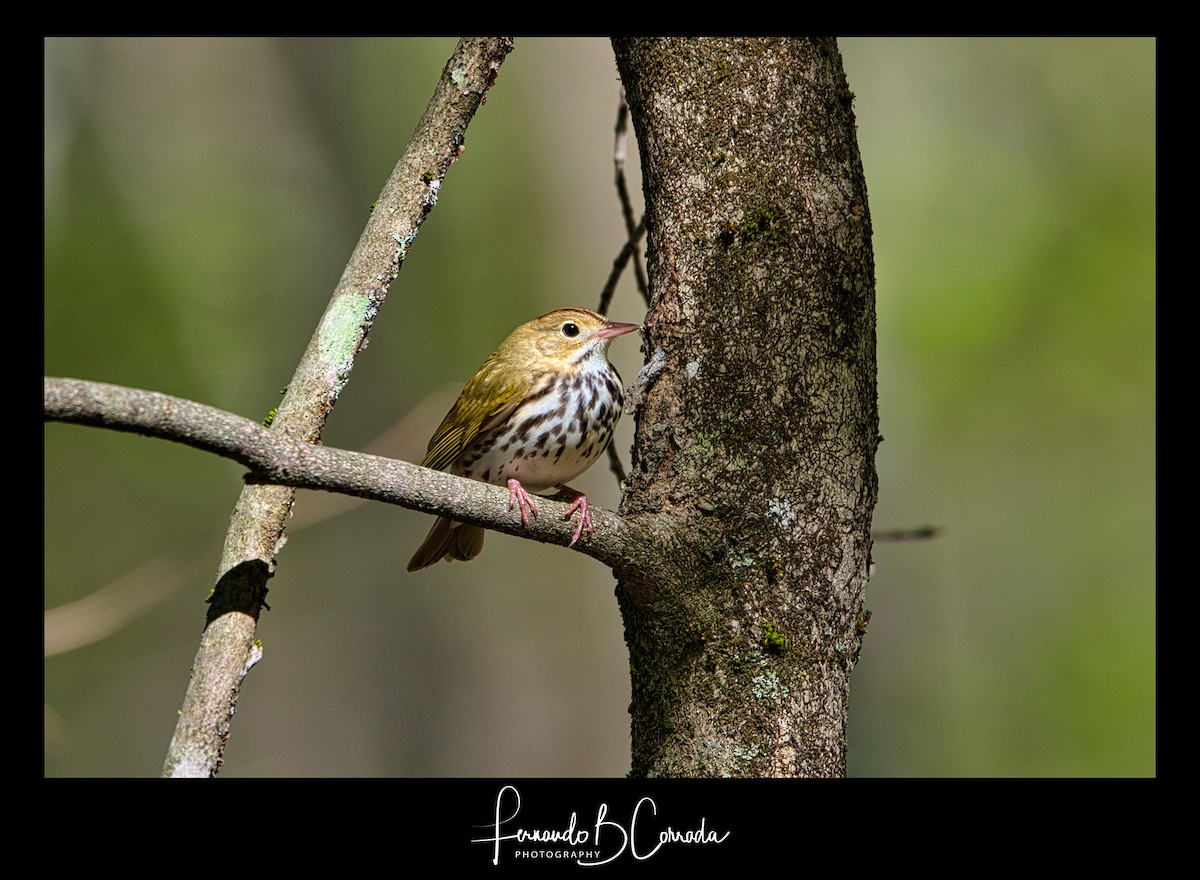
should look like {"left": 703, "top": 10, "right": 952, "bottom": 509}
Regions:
{"left": 612, "top": 37, "right": 878, "bottom": 777}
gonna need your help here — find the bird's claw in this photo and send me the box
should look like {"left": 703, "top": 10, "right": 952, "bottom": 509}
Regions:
{"left": 507, "top": 479, "right": 539, "bottom": 527}
{"left": 507, "top": 481, "right": 594, "bottom": 547}
{"left": 558, "top": 486, "right": 593, "bottom": 547}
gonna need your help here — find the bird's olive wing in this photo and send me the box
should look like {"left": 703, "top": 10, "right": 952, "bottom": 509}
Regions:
{"left": 420, "top": 357, "right": 528, "bottom": 472}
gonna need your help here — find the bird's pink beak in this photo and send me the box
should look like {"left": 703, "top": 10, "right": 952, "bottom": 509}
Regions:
{"left": 599, "top": 321, "right": 640, "bottom": 340}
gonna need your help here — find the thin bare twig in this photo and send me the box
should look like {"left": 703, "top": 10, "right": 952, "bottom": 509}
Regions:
{"left": 606, "top": 437, "right": 627, "bottom": 485}
{"left": 873, "top": 526, "right": 941, "bottom": 541}
{"left": 613, "top": 89, "right": 649, "bottom": 304}
{"left": 600, "top": 89, "right": 651, "bottom": 487}
{"left": 599, "top": 215, "right": 648, "bottom": 487}
{"left": 597, "top": 215, "right": 648, "bottom": 318}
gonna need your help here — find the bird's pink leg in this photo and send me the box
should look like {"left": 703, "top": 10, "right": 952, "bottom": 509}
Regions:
{"left": 507, "top": 478, "right": 539, "bottom": 527}
{"left": 556, "top": 485, "right": 593, "bottom": 547}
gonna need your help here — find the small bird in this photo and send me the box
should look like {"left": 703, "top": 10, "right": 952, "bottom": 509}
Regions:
{"left": 407, "top": 307, "right": 640, "bottom": 572}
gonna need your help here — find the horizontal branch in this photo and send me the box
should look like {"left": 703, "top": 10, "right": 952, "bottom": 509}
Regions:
{"left": 44, "top": 377, "right": 658, "bottom": 571}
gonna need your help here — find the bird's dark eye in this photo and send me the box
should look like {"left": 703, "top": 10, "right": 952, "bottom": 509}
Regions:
{"left": 561, "top": 322, "right": 580, "bottom": 338}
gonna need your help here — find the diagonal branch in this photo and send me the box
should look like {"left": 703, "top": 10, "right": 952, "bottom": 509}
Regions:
{"left": 44, "top": 377, "right": 661, "bottom": 574}
{"left": 43, "top": 386, "right": 454, "bottom": 659}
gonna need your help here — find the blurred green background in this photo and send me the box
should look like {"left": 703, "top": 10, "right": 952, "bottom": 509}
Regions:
{"left": 43, "top": 38, "right": 1155, "bottom": 777}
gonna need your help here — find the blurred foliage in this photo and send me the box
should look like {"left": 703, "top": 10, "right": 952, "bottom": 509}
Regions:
{"left": 842, "top": 37, "right": 1154, "bottom": 776}
{"left": 44, "top": 38, "right": 1154, "bottom": 777}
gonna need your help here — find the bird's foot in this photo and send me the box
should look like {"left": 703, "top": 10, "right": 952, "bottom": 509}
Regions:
{"left": 556, "top": 485, "right": 593, "bottom": 547}
{"left": 507, "top": 478, "right": 539, "bottom": 527}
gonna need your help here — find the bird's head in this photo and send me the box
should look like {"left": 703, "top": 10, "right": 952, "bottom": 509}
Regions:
{"left": 500, "top": 308, "right": 640, "bottom": 369}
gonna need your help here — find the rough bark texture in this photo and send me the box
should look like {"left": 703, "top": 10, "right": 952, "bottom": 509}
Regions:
{"left": 612, "top": 38, "right": 878, "bottom": 777}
